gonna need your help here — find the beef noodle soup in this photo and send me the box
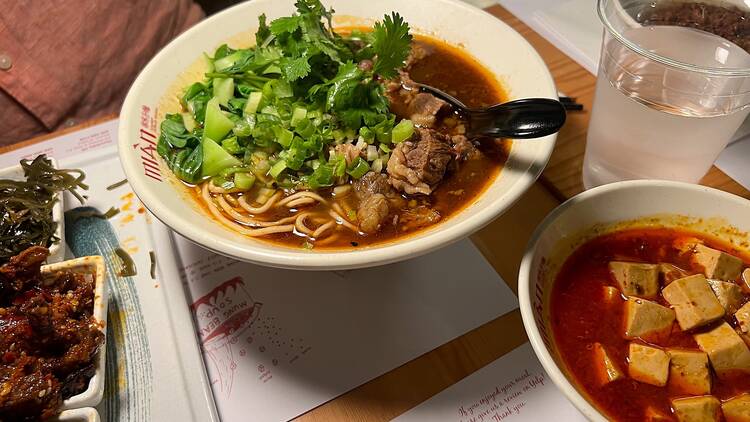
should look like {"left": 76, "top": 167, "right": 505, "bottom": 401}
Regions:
{"left": 156, "top": 2, "right": 510, "bottom": 250}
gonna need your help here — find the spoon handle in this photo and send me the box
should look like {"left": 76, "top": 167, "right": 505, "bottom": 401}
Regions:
{"left": 467, "top": 98, "right": 567, "bottom": 139}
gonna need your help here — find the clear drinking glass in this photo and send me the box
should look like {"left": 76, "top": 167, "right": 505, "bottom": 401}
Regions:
{"left": 582, "top": 0, "right": 750, "bottom": 189}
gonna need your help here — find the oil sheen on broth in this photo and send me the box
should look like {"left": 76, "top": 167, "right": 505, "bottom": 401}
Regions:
{"left": 188, "top": 34, "right": 510, "bottom": 249}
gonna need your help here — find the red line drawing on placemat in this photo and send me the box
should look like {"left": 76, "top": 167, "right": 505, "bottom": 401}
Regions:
{"left": 192, "top": 277, "right": 261, "bottom": 396}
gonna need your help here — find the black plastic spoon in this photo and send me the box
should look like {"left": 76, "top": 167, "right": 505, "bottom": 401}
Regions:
{"left": 416, "top": 83, "right": 567, "bottom": 139}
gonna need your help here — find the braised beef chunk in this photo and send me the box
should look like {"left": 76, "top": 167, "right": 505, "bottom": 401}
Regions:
{"left": 354, "top": 172, "right": 404, "bottom": 234}
{"left": 0, "top": 247, "right": 104, "bottom": 421}
{"left": 354, "top": 171, "right": 393, "bottom": 199}
{"left": 385, "top": 71, "right": 449, "bottom": 128}
{"left": 404, "top": 43, "right": 428, "bottom": 69}
{"left": 451, "top": 135, "right": 480, "bottom": 161}
{"left": 334, "top": 143, "right": 362, "bottom": 166}
{"left": 387, "top": 128, "right": 454, "bottom": 195}
{"left": 357, "top": 194, "right": 390, "bottom": 234}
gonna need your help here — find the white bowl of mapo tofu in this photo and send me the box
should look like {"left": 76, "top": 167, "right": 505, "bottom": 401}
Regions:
{"left": 519, "top": 180, "right": 750, "bottom": 422}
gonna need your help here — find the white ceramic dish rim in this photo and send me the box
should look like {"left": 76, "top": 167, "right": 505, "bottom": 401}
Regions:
{"left": 0, "top": 159, "right": 65, "bottom": 263}
{"left": 40, "top": 256, "right": 109, "bottom": 410}
{"left": 518, "top": 180, "right": 750, "bottom": 421}
{"left": 118, "top": 0, "right": 557, "bottom": 270}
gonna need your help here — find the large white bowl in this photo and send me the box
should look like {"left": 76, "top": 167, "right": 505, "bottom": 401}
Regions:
{"left": 118, "top": 0, "right": 557, "bottom": 270}
{"left": 518, "top": 180, "right": 750, "bottom": 421}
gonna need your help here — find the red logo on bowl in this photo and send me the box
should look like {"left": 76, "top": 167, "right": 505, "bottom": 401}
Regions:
{"left": 132, "top": 105, "right": 162, "bottom": 182}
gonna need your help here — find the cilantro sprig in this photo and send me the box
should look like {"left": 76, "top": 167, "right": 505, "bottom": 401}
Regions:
{"left": 157, "top": 0, "right": 414, "bottom": 190}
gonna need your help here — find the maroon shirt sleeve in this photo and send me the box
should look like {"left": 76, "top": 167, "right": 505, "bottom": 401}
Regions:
{"left": 0, "top": 0, "right": 204, "bottom": 146}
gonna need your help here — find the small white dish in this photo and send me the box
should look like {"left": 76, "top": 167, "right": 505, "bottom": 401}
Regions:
{"left": 41, "top": 255, "right": 108, "bottom": 410}
{"left": 56, "top": 407, "right": 100, "bottom": 422}
{"left": 518, "top": 180, "right": 750, "bottom": 421}
{"left": 0, "top": 158, "right": 65, "bottom": 263}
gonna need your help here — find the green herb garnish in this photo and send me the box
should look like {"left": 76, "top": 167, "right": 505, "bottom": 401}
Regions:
{"left": 157, "top": 0, "right": 413, "bottom": 188}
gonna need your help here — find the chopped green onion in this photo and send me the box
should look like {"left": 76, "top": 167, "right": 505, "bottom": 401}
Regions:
{"left": 291, "top": 107, "right": 308, "bottom": 127}
{"left": 273, "top": 127, "right": 294, "bottom": 148}
{"left": 359, "top": 127, "right": 374, "bottom": 142}
{"left": 307, "top": 110, "right": 323, "bottom": 120}
{"left": 332, "top": 129, "right": 345, "bottom": 143}
{"left": 269, "top": 160, "right": 287, "bottom": 178}
{"left": 330, "top": 154, "right": 347, "bottom": 177}
{"left": 295, "top": 118, "right": 315, "bottom": 138}
{"left": 233, "top": 115, "right": 256, "bottom": 137}
{"left": 234, "top": 172, "right": 256, "bottom": 190}
{"left": 347, "top": 157, "right": 370, "bottom": 179}
{"left": 378, "top": 143, "right": 392, "bottom": 153}
{"left": 308, "top": 163, "right": 334, "bottom": 188}
{"left": 244, "top": 92, "right": 263, "bottom": 115}
{"left": 260, "top": 105, "right": 279, "bottom": 116}
{"left": 272, "top": 80, "right": 294, "bottom": 98}
{"left": 392, "top": 119, "right": 414, "bottom": 143}
{"left": 221, "top": 137, "right": 244, "bottom": 155}
{"left": 366, "top": 145, "right": 378, "bottom": 161}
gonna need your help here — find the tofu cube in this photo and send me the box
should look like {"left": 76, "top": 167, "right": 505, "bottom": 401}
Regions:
{"left": 624, "top": 297, "right": 675, "bottom": 342}
{"left": 741, "top": 330, "right": 750, "bottom": 349}
{"left": 667, "top": 349, "right": 711, "bottom": 395}
{"left": 645, "top": 406, "right": 673, "bottom": 421}
{"left": 609, "top": 261, "right": 659, "bottom": 299}
{"left": 707, "top": 279, "right": 745, "bottom": 313}
{"left": 603, "top": 285, "right": 622, "bottom": 304}
{"left": 722, "top": 393, "right": 750, "bottom": 422}
{"left": 660, "top": 263, "right": 690, "bottom": 285}
{"left": 628, "top": 343, "right": 670, "bottom": 386}
{"left": 694, "top": 322, "right": 750, "bottom": 376}
{"left": 671, "top": 396, "right": 721, "bottom": 422}
{"left": 694, "top": 244, "right": 743, "bottom": 281}
{"left": 742, "top": 269, "right": 750, "bottom": 294}
{"left": 592, "top": 342, "right": 624, "bottom": 385}
{"left": 662, "top": 274, "right": 725, "bottom": 330}
{"left": 737, "top": 302, "right": 750, "bottom": 334}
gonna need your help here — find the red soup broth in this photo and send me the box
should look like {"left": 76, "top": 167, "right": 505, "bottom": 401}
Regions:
{"left": 550, "top": 227, "right": 750, "bottom": 421}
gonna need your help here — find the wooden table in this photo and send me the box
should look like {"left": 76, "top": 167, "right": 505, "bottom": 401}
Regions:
{"left": 297, "top": 4, "right": 750, "bottom": 421}
{"left": 3, "top": 4, "right": 747, "bottom": 421}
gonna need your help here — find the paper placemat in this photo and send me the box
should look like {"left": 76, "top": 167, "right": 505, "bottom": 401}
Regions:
{"left": 394, "top": 343, "right": 584, "bottom": 422}
{"left": 170, "top": 232, "right": 519, "bottom": 421}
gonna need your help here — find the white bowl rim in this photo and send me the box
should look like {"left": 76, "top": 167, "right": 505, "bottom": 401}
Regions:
{"left": 118, "top": 0, "right": 558, "bottom": 270}
{"left": 518, "top": 179, "right": 750, "bottom": 421}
